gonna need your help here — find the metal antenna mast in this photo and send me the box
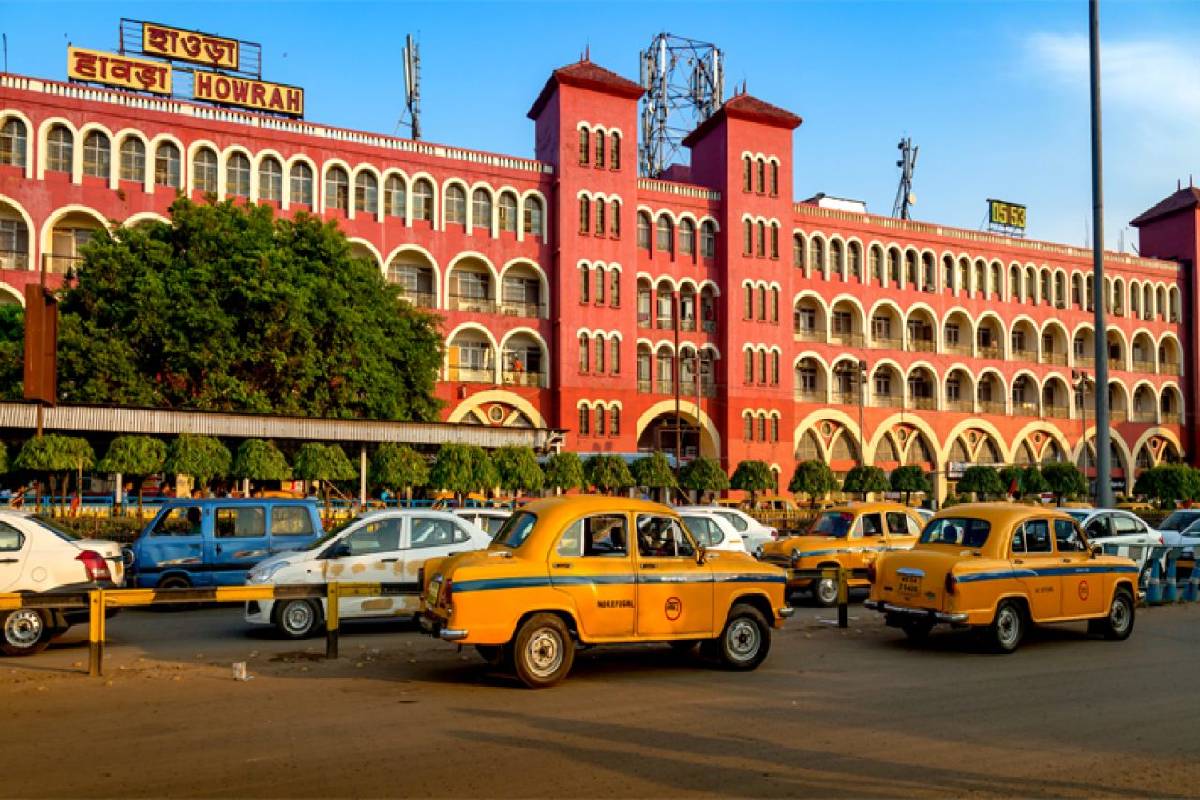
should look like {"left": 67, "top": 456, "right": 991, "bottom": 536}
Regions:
{"left": 397, "top": 34, "right": 421, "bottom": 139}
{"left": 892, "top": 137, "right": 918, "bottom": 219}
{"left": 638, "top": 33, "right": 724, "bottom": 178}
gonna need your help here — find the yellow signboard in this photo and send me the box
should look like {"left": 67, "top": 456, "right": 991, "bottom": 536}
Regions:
{"left": 193, "top": 71, "right": 304, "bottom": 117}
{"left": 67, "top": 47, "right": 172, "bottom": 95}
{"left": 141, "top": 22, "right": 238, "bottom": 69}
{"left": 988, "top": 199, "right": 1027, "bottom": 230}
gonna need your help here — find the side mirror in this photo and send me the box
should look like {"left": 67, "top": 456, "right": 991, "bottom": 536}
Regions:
{"left": 1090, "top": 543, "right": 1103, "bottom": 558}
{"left": 696, "top": 546, "right": 707, "bottom": 565}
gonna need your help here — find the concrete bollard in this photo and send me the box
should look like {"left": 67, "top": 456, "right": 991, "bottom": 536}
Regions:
{"left": 1185, "top": 559, "right": 1200, "bottom": 603}
{"left": 1164, "top": 552, "right": 1180, "bottom": 603}
{"left": 1146, "top": 558, "right": 1163, "bottom": 605}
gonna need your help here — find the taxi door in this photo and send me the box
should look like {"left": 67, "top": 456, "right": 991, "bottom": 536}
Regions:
{"left": 1009, "top": 518, "right": 1059, "bottom": 621}
{"left": 854, "top": 512, "right": 885, "bottom": 573}
{"left": 1054, "top": 518, "right": 1106, "bottom": 617}
{"left": 548, "top": 512, "right": 636, "bottom": 640}
{"left": 634, "top": 513, "right": 714, "bottom": 637}
{"left": 884, "top": 511, "right": 922, "bottom": 553}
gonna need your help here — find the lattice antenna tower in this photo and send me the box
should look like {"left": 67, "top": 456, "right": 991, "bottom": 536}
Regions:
{"left": 638, "top": 33, "right": 724, "bottom": 178}
{"left": 396, "top": 34, "right": 421, "bottom": 139}
{"left": 892, "top": 137, "right": 918, "bottom": 219}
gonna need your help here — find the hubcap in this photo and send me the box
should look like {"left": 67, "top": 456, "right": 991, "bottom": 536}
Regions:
{"left": 997, "top": 607, "right": 1019, "bottom": 648}
{"left": 1110, "top": 597, "right": 1130, "bottom": 632}
{"left": 726, "top": 618, "right": 760, "bottom": 662}
{"left": 284, "top": 602, "right": 313, "bottom": 633}
{"left": 525, "top": 628, "right": 563, "bottom": 678}
{"left": 817, "top": 578, "right": 838, "bottom": 604}
{"left": 5, "top": 609, "right": 43, "bottom": 648}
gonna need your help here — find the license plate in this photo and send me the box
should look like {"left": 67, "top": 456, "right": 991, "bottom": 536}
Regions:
{"left": 426, "top": 577, "right": 442, "bottom": 605}
{"left": 899, "top": 575, "right": 920, "bottom": 596}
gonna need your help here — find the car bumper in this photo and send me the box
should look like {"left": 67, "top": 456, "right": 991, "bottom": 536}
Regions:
{"left": 864, "top": 599, "right": 969, "bottom": 624}
{"left": 418, "top": 614, "right": 468, "bottom": 641}
{"left": 244, "top": 599, "right": 275, "bottom": 625}
{"left": 777, "top": 606, "right": 794, "bottom": 619}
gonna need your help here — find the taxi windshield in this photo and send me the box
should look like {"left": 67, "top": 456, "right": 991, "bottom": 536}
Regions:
{"left": 810, "top": 512, "right": 854, "bottom": 539}
{"left": 493, "top": 511, "right": 537, "bottom": 549}
{"left": 919, "top": 517, "right": 991, "bottom": 548}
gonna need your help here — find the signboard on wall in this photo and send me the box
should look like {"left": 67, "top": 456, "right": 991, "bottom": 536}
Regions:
{"left": 141, "top": 22, "right": 239, "bottom": 69}
{"left": 193, "top": 71, "right": 304, "bottom": 117}
{"left": 67, "top": 46, "right": 172, "bottom": 95}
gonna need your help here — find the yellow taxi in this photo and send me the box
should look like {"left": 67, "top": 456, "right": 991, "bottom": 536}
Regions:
{"left": 419, "top": 496, "right": 791, "bottom": 688}
{"left": 759, "top": 502, "right": 924, "bottom": 606}
{"left": 865, "top": 503, "right": 1139, "bottom": 652}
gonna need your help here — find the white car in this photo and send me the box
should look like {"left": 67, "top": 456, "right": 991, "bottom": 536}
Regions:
{"left": 452, "top": 507, "right": 511, "bottom": 538}
{"left": 1064, "top": 508, "right": 1198, "bottom": 588}
{"left": 675, "top": 506, "right": 776, "bottom": 556}
{"left": 0, "top": 511, "right": 125, "bottom": 656}
{"left": 678, "top": 511, "right": 747, "bottom": 554}
{"left": 244, "top": 510, "right": 491, "bottom": 638}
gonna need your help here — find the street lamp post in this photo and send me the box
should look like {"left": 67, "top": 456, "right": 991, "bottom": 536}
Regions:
{"left": 1089, "top": 0, "right": 1114, "bottom": 507}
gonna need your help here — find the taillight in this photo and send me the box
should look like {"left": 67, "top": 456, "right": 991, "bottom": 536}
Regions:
{"left": 77, "top": 550, "right": 111, "bottom": 582}
{"left": 866, "top": 561, "right": 877, "bottom": 583}
{"left": 769, "top": 529, "right": 779, "bottom": 540}
{"left": 439, "top": 578, "right": 453, "bottom": 607}
{"left": 945, "top": 572, "right": 957, "bottom": 596}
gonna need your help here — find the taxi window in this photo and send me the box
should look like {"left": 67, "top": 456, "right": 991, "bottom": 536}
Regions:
{"left": 343, "top": 519, "right": 402, "bottom": 556}
{"left": 811, "top": 512, "right": 854, "bottom": 539}
{"left": 494, "top": 511, "right": 536, "bottom": 548}
{"left": 1054, "top": 519, "right": 1086, "bottom": 552}
{"left": 860, "top": 514, "right": 883, "bottom": 537}
{"left": 1022, "top": 520, "right": 1053, "bottom": 554}
{"left": 919, "top": 517, "right": 990, "bottom": 548}
{"left": 636, "top": 515, "right": 695, "bottom": 558}
{"left": 905, "top": 515, "right": 923, "bottom": 536}
{"left": 152, "top": 506, "right": 203, "bottom": 537}
{"left": 558, "top": 514, "right": 628, "bottom": 557}
{"left": 884, "top": 512, "right": 912, "bottom": 536}
{"left": 482, "top": 516, "right": 508, "bottom": 537}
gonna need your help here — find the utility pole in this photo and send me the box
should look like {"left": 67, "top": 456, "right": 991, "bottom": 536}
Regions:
{"left": 1089, "top": 0, "right": 1113, "bottom": 507}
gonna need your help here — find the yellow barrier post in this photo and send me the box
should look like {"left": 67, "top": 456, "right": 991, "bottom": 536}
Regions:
{"left": 836, "top": 567, "right": 849, "bottom": 629}
{"left": 87, "top": 589, "right": 105, "bottom": 677}
{"left": 325, "top": 582, "right": 340, "bottom": 660}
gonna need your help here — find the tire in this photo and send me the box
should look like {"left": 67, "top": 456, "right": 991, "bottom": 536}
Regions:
{"left": 716, "top": 604, "right": 771, "bottom": 671}
{"left": 1, "top": 609, "right": 51, "bottom": 657}
{"left": 154, "top": 575, "right": 193, "bottom": 612}
{"left": 987, "top": 600, "right": 1024, "bottom": 654}
{"left": 272, "top": 599, "right": 322, "bottom": 640}
{"left": 901, "top": 619, "right": 934, "bottom": 642}
{"left": 812, "top": 575, "right": 839, "bottom": 608}
{"left": 1137, "top": 562, "right": 1153, "bottom": 594}
{"left": 1100, "top": 588, "right": 1135, "bottom": 641}
{"left": 511, "top": 614, "right": 574, "bottom": 689}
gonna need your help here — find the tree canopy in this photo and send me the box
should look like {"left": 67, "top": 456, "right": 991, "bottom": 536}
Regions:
{"left": 788, "top": 460, "right": 838, "bottom": 507}
{"left": 631, "top": 451, "right": 678, "bottom": 490}
{"left": 585, "top": 455, "right": 634, "bottom": 495}
{"left": 730, "top": 460, "right": 775, "bottom": 505}
{"left": 292, "top": 443, "right": 356, "bottom": 482}
{"left": 890, "top": 466, "right": 931, "bottom": 504}
{"left": 1020, "top": 466, "right": 1050, "bottom": 496}
{"left": 843, "top": 465, "right": 889, "bottom": 499}
{"left": 956, "top": 466, "right": 1004, "bottom": 500}
{"left": 15, "top": 434, "right": 95, "bottom": 474}
{"left": 490, "top": 446, "right": 545, "bottom": 496}
{"left": 0, "top": 441, "right": 6, "bottom": 475}
{"left": 1133, "top": 464, "right": 1200, "bottom": 506}
{"left": 999, "top": 466, "right": 1024, "bottom": 497}
{"left": 543, "top": 451, "right": 585, "bottom": 493}
{"left": 679, "top": 457, "right": 729, "bottom": 501}
{"left": 0, "top": 304, "right": 22, "bottom": 401}
{"left": 1040, "top": 462, "right": 1087, "bottom": 505}
{"left": 369, "top": 443, "right": 428, "bottom": 500}
{"left": 97, "top": 436, "right": 167, "bottom": 478}
{"left": 231, "top": 439, "right": 291, "bottom": 481}
{"left": 430, "top": 444, "right": 497, "bottom": 498}
{"left": 165, "top": 434, "right": 232, "bottom": 488}
{"left": 49, "top": 198, "right": 443, "bottom": 420}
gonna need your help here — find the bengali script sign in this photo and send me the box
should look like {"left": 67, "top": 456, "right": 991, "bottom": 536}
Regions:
{"left": 67, "top": 47, "right": 172, "bottom": 94}
{"left": 193, "top": 71, "right": 304, "bottom": 117}
{"left": 141, "top": 22, "right": 239, "bottom": 69}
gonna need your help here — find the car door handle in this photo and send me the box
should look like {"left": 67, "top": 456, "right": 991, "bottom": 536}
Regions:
{"left": 381, "top": 558, "right": 399, "bottom": 564}
{"left": 1013, "top": 559, "right": 1025, "bottom": 565}
{"left": 552, "top": 562, "right": 572, "bottom": 569}
{"left": 640, "top": 563, "right": 656, "bottom": 569}
{"left": 0, "top": 558, "right": 17, "bottom": 564}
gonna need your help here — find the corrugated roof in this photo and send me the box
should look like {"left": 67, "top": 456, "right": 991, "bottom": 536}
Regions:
{"left": 1130, "top": 187, "right": 1200, "bottom": 227}
{"left": 527, "top": 59, "right": 645, "bottom": 120}
{"left": 683, "top": 92, "right": 803, "bottom": 147}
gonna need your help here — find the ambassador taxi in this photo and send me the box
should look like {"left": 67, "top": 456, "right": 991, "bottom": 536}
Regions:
{"left": 759, "top": 502, "right": 923, "bottom": 605}
{"left": 865, "top": 503, "right": 1139, "bottom": 652}
{"left": 419, "top": 496, "right": 791, "bottom": 688}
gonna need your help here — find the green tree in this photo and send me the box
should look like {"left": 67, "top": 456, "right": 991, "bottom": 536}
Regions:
{"left": 1040, "top": 462, "right": 1088, "bottom": 506}
{"left": 842, "top": 465, "right": 889, "bottom": 500}
{"left": 15, "top": 435, "right": 95, "bottom": 515}
{"left": 369, "top": 443, "right": 428, "bottom": 506}
{"left": 679, "top": 456, "right": 729, "bottom": 503}
{"left": 490, "top": 445, "right": 544, "bottom": 501}
{"left": 293, "top": 443, "right": 357, "bottom": 510}
{"left": 165, "top": 434, "right": 231, "bottom": 495}
{"left": 50, "top": 198, "right": 443, "bottom": 421}
{"left": 631, "top": 451, "right": 678, "bottom": 500}
{"left": 890, "top": 466, "right": 931, "bottom": 506}
{"left": 1020, "top": 466, "right": 1050, "bottom": 497}
{"left": 430, "top": 444, "right": 497, "bottom": 504}
{"left": 0, "top": 441, "right": 7, "bottom": 476}
{"left": 584, "top": 455, "right": 635, "bottom": 496}
{"left": 730, "top": 460, "right": 775, "bottom": 507}
{"left": 956, "top": 465, "right": 1004, "bottom": 501}
{"left": 1133, "top": 464, "right": 1200, "bottom": 507}
{"left": 788, "top": 460, "right": 838, "bottom": 508}
{"left": 543, "top": 451, "right": 585, "bottom": 494}
{"left": 97, "top": 435, "right": 167, "bottom": 516}
{"left": 231, "top": 439, "right": 291, "bottom": 488}
{"left": 999, "top": 466, "right": 1024, "bottom": 498}
{"left": 0, "top": 304, "right": 22, "bottom": 401}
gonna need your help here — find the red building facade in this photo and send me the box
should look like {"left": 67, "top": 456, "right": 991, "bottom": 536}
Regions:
{"left": 0, "top": 61, "right": 1192, "bottom": 501}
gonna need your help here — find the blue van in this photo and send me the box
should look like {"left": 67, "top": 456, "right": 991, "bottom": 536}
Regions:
{"left": 127, "top": 499, "right": 325, "bottom": 589}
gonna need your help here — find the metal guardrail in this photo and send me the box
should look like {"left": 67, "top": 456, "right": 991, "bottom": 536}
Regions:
{"left": 0, "top": 581, "right": 418, "bottom": 677}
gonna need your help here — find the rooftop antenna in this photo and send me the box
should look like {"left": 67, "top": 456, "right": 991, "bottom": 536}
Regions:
{"left": 891, "top": 137, "right": 918, "bottom": 220}
{"left": 3, "top": 34, "right": 8, "bottom": 73}
{"left": 638, "top": 33, "right": 724, "bottom": 178}
{"left": 397, "top": 33, "right": 421, "bottom": 139}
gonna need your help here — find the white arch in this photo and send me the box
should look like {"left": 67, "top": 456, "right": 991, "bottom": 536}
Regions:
{"left": 446, "top": 390, "right": 548, "bottom": 428}
{"left": 38, "top": 204, "right": 110, "bottom": 258}
{"left": 383, "top": 243, "right": 441, "bottom": 308}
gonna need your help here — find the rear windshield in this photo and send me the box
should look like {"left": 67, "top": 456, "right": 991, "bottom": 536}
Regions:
{"left": 493, "top": 511, "right": 537, "bottom": 549}
{"left": 31, "top": 516, "right": 81, "bottom": 542}
{"left": 1159, "top": 511, "right": 1200, "bottom": 532}
{"left": 810, "top": 511, "right": 854, "bottom": 539}
{"left": 920, "top": 517, "right": 991, "bottom": 548}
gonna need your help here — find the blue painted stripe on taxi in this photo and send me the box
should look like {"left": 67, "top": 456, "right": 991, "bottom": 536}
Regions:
{"left": 451, "top": 572, "right": 785, "bottom": 592}
{"left": 956, "top": 564, "right": 1139, "bottom": 583}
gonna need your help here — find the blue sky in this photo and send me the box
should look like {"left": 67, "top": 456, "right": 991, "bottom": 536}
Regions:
{"left": 2, "top": 0, "right": 1197, "bottom": 249}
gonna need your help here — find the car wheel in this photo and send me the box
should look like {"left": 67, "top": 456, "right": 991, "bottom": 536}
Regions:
{"left": 1, "top": 609, "right": 51, "bottom": 657}
{"left": 272, "top": 599, "right": 322, "bottom": 640}
{"left": 987, "top": 600, "right": 1024, "bottom": 654}
{"left": 813, "top": 575, "right": 839, "bottom": 607}
{"left": 1137, "top": 562, "right": 1153, "bottom": 593}
{"left": 716, "top": 604, "right": 771, "bottom": 671}
{"left": 1101, "top": 588, "right": 1135, "bottom": 641}
{"left": 901, "top": 619, "right": 934, "bottom": 642}
{"left": 154, "top": 575, "right": 193, "bottom": 612}
{"left": 511, "top": 614, "right": 574, "bottom": 689}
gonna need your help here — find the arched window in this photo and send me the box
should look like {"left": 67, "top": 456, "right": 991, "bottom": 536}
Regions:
{"left": 595, "top": 199, "right": 606, "bottom": 235}
{"left": 609, "top": 199, "right": 621, "bottom": 237}
{"left": 595, "top": 334, "right": 606, "bottom": 373}
{"left": 743, "top": 413, "right": 754, "bottom": 441}
{"left": 579, "top": 333, "right": 590, "bottom": 372}
{"left": 744, "top": 350, "right": 754, "bottom": 384}
{"left": 523, "top": 196, "right": 543, "bottom": 236}
{"left": 770, "top": 287, "right": 779, "bottom": 323}
{"left": 610, "top": 337, "right": 620, "bottom": 373}
{"left": 743, "top": 285, "right": 753, "bottom": 319}
{"left": 793, "top": 234, "right": 806, "bottom": 269}
{"left": 355, "top": 172, "right": 379, "bottom": 215}
{"left": 756, "top": 221, "right": 766, "bottom": 257}
{"left": 258, "top": 157, "right": 282, "bottom": 202}
{"left": 770, "top": 351, "right": 780, "bottom": 384}
{"left": 578, "top": 196, "right": 590, "bottom": 234}
{"left": 325, "top": 166, "right": 349, "bottom": 211}
{"left": 412, "top": 178, "right": 434, "bottom": 222}
{"left": 193, "top": 147, "right": 218, "bottom": 193}
{"left": 849, "top": 242, "right": 862, "bottom": 278}
{"left": 656, "top": 215, "right": 673, "bottom": 253}
{"left": 154, "top": 141, "right": 181, "bottom": 188}
{"left": 610, "top": 406, "right": 620, "bottom": 435}
{"left": 471, "top": 188, "right": 492, "bottom": 230}
{"left": 46, "top": 125, "right": 73, "bottom": 174}
{"left": 742, "top": 156, "right": 752, "bottom": 191}
{"left": 82, "top": 130, "right": 110, "bottom": 178}
{"left": 118, "top": 137, "right": 145, "bottom": 183}
{"left": 757, "top": 413, "right": 768, "bottom": 441}
{"left": 610, "top": 132, "right": 621, "bottom": 169}
{"left": 383, "top": 175, "right": 406, "bottom": 217}
{"left": 700, "top": 221, "right": 716, "bottom": 258}
{"left": 579, "top": 264, "right": 590, "bottom": 303}
{"left": 594, "top": 130, "right": 605, "bottom": 168}
{"left": 498, "top": 192, "right": 518, "bottom": 233}
{"left": 578, "top": 128, "right": 589, "bottom": 165}
{"left": 679, "top": 219, "right": 696, "bottom": 255}
{"left": 594, "top": 266, "right": 606, "bottom": 304}
{"left": 289, "top": 162, "right": 313, "bottom": 207}
{"left": 870, "top": 246, "right": 883, "bottom": 283}
{"left": 0, "top": 118, "right": 27, "bottom": 167}
{"left": 226, "top": 152, "right": 251, "bottom": 197}
{"left": 595, "top": 404, "right": 606, "bottom": 436}
{"left": 578, "top": 405, "right": 590, "bottom": 436}
{"left": 444, "top": 184, "right": 466, "bottom": 225}
{"left": 610, "top": 269, "right": 620, "bottom": 307}
{"left": 769, "top": 161, "right": 779, "bottom": 196}
{"left": 757, "top": 351, "right": 768, "bottom": 383}
{"left": 770, "top": 223, "right": 779, "bottom": 259}
{"left": 756, "top": 158, "right": 766, "bottom": 193}
{"left": 638, "top": 212, "right": 652, "bottom": 250}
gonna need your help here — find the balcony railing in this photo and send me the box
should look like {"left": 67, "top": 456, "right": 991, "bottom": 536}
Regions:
{"left": 637, "top": 379, "right": 652, "bottom": 393}
{"left": 655, "top": 378, "right": 674, "bottom": 394}
{"left": 1109, "top": 408, "right": 1128, "bottom": 422}
{"left": 1040, "top": 352, "right": 1068, "bottom": 366}
{"left": 1044, "top": 404, "right": 1070, "bottom": 419}
{"left": 870, "top": 335, "right": 901, "bottom": 350}
{"left": 701, "top": 319, "right": 717, "bottom": 334}
{"left": 1075, "top": 355, "right": 1095, "bottom": 367}
{"left": 680, "top": 318, "right": 697, "bottom": 332}
{"left": 1131, "top": 409, "right": 1157, "bottom": 423}
{"left": 43, "top": 253, "right": 83, "bottom": 275}
{"left": 830, "top": 331, "right": 863, "bottom": 347}
{"left": 944, "top": 400, "right": 973, "bottom": 413}
{"left": 397, "top": 290, "right": 436, "bottom": 309}
{"left": 871, "top": 394, "right": 902, "bottom": 408}
{"left": 502, "top": 370, "right": 544, "bottom": 388}
{"left": 1013, "top": 401, "right": 1038, "bottom": 417}
{"left": 794, "top": 389, "right": 824, "bottom": 403}
{"left": 1132, "top": 359, "right": 1155, "bottom": 373}
{"left": 698, "top": 381, "right": 717, "bottom": 398}
{"left": 1161, "top": 360, "right": 1181, "bottom": 374}
{"left": 656, "top": 317, "right": 673, "bottom": 331}
{"left": 1162, "top": 411, "right": 1181, "bottom": 424}
{"left": 944, "top": 343, "right": 972, "bottom": 356}
{"left": 1107, "top": 359, "right": 1124, "bottom": 372}
{"left": 447, "top": 367, "right": 494, "bottom": 384}
{"left": 637, "top": 314, "right": 652, "bottom": 329}
{"left": 908, "top": 396, "right": 936, "bottom": 410}
{"left": 794, "top": 328, "right": 824, "bottom": 343}
{"left": 977, "top": 344, "right": 1002, "bottom": 360}
{"left": 500, "top": 299, "right": 544, "bottom": 318}
{"left": 449, "top": 293, "right": 497, "bottom": 314}
{"left": 1012, "top": 349, "right": 1036, "bottom": 363}
{"left": 978, "top": 400, "right": 1006, "bottom": 414}
{"left": 0, "top": 249, "right": 29, "bottom": 270}
{"left": 909, "top": 338, "right": 936, "bottom": 353}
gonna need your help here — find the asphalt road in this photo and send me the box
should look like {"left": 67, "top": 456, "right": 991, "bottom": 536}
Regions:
{"left": 3, "top": 599, "right": 1199, "bottom": 798}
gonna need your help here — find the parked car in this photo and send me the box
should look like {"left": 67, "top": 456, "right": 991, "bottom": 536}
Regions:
{"left": 452, "top": 507, "right": 511, "bottom": 538}
{"left": 1063, "top": 508, "right": 1184, "bottom": 589}
{"left": 245, "top": 510, "right": 491, "bottom": 638}
{"left": 678, "top": 510, "right": 747, "bottom": 554}
{"left": 676, "top": 506, "right": 776, "bottom": 556}
{"left": 127, "top": 499, "right": 324, "bottom": 589}
{"left": 0, "top": 511, "right": 125, "bottom": 656}
{"left": 867, "top": 503, "right": 1137, "bottom": 652}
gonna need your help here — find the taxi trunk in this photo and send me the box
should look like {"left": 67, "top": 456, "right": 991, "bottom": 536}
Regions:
{"left": 875, "top": 548, "right": 961, "bottom": 612}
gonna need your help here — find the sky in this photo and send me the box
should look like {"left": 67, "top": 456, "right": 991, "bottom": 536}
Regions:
{"left": 2, "top": 0, "right": 1198, "bottom": 250}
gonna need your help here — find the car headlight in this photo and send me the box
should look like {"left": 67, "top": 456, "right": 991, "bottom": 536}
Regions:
{"left": 791, "top": 548, "right": 801, "bottom": 561}
{"left": 247, "top": 561, "right": 288, "bottom": 584}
